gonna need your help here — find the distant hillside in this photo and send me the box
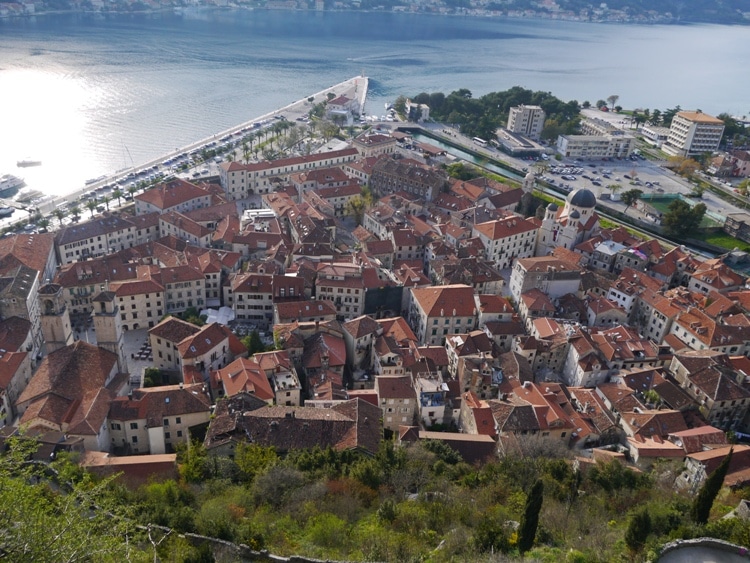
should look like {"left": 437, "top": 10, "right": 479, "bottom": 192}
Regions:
{"left": 523, "top": 0, "right": 749, "bottom": 24}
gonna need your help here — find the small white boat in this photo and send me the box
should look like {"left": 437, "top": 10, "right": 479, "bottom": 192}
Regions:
{"left": 16, "top": 158, "right": 42, "bottom": 168}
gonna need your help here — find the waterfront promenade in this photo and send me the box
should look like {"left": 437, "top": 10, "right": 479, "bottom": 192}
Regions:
{"left": 31, "top": 75, "right": 369, "bottom": 217}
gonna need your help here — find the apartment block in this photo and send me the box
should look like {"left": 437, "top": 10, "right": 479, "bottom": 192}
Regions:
{"left": 662, "top": 111, "right": 725, "bottom": 158}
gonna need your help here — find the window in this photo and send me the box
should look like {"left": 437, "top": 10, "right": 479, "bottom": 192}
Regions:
{"left": 131, "top": 436, "right": 138, "bottom": 443}
{"left": 165, "top": 432, "right": 171, "bottom": 439}
{"left": 175, "top": 417, "right": 181, "bottom": 424}
{"left": 177, "top": 431, "right": 183, "bottom": 438}
{"left": 163, "top": 418, "right": 169, "bottom": 426}
{"left": 130, "top": 423, "right": 138, "bottom": 430}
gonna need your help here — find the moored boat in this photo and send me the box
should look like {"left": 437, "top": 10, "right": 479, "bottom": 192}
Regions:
{"left": 0, "top": 174, "right": 25, "bottom": 197}
{"left": 16, "top": 159, "right": 42, "bottom": 168}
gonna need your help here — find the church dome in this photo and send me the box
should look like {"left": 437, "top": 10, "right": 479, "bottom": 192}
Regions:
{"left": 547, "top": 202, "right": 558, "bottom": 211}
{"left": 568, "top": 188, "right": 596, "bottom": 208}
{"left": 569, "top": 210, "right": 580, "bottom": 219}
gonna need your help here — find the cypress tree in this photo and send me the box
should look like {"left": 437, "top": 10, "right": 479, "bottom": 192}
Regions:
{"left": 691, "top": 447, "right": 733, "bottom": 525}
{"left": 624, "top": 508, "right": 651, "bottom": 553}
{"left": 518, "top": 478, "right": 544, "bottom": 554}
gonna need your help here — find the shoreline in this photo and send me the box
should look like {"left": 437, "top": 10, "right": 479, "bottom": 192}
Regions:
{"left": 0, "top": 6, "right": 741, "bottom": 26}
{"left": 31, "top": 75, "right": 368, "bottom": 217}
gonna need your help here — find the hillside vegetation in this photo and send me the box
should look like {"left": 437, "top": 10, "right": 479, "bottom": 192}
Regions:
{"left": 5, "top": 436, "right": 750, "bottom": 562}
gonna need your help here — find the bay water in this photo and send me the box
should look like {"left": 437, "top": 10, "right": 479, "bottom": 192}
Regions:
{"left": 1, "top": 9, "right": 748, "bottom": 198}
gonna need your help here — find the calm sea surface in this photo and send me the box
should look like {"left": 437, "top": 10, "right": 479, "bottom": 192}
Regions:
{"left": 1, "top": 10, "right": 748, "bottom": 197}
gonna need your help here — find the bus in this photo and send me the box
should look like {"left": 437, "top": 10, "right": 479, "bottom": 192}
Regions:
{"left": 472, "top": 137, "right": 488, "bottom": 147}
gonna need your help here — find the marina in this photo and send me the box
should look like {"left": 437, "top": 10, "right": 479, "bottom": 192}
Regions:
{"left": 0, "top": 75, "right": 368, "bottom": 231}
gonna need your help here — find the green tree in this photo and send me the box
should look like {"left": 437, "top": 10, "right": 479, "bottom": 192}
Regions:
{"left": 518, "top": 478, "right": 544, "bottom": 554}
{"left": 37, "top": 217, "right": 51, "bottom": 232}
{"left": 625, "top": 508, "right": 652, "bottom": 553}
{"left": 85, "top": 199, "right": 98, "bottom": 218}
{"left": 606, "top": 94, "right": 619, "bottom": 110}
{"left": 0, "top": 436, "right": 144, "bottom": 561}
{"left": 691, "top": 447, "right": 733, "bottom": 525}
{"left": 346, "top": 195, "right": 367, "bottom": 225}
{"left": 52, "top": 207, "right": 67, "bottom": 226}
{"left": 111, "top": 188, "right": 123, "bottom": 207}
{"left": 620, "top": 188, "right": 643, "bottom": 212}
{"left": 663, "top": 200, "right": 707, "bottom": 238}
{"left": 235, "top": 443, "right": 278, "bottom": 482}
{"left": 241, "top": 329, "right": 265, "bottom": 356}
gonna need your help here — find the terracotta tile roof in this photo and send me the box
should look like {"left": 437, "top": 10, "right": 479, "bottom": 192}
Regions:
{"left": 149, "top": 317, "right": 201, "bottom": 343}
{"left": 624, "top": 409, "right": 688, "bottom": 438}
{"left": 0, "top": 350, "right": 28, "bottom": 392}
{"left": 55, "top": 214, "right": 136, "bottom": 246}
{"left": 182, "top": 201, "right": 239, "bottom": 223}
{"left": 0, "top": 316, "right": 32, "bottom": 352}
{"left": 0, "top": 233, "right": 54, "bottom": 274}
{"left": 375, "top": 375, "right": 414, "bottom": 400}
{"left": 416, "top": 345, "right": 449, "bottom": 367}
{"left": 476, "top": 294, "right": 513, "bottom": 315}
{"left": 446, "top": 330, "right": 493, "bottom": 357}
{"left": 376, "top": 316, "right": 417, "bottom": 345}
{"left": 343, "top": 315, "right": 381, "bottom": 340}
{"left": 410, "top": 284, "right": 476, "bottom": 318}
{"left": 111, "top": 278, "right": 164, "bottom": 298}
{"left": 135, "top": 178, "right": 210, "bottom": 210}
{"left": 473, "top": 216, "right": 538, "bottom": 240}
{"left": 489, "top": 399, "right": 540, "bottom": 434}
{"left": 669, "top": 426, "right": 727, "bottom": 454}
{"left": 160, "top": 211, "right": 212, "bottom": 239}
{"left": 520, "top": 288, "right": 555, "bottom": 313}
{"left": 160, "top": 264, "right": 204, "bottom": 284}
{"left": 237, "top": 398, "right": 381, "bottom": 454}
{"left": 302, "top": 332, "right": 346, "bottom": 370}
{"left": 213, "top": 358, "right": 275, "bottom": 401}
{"left": 17, "top": 342, "right": 121, "bottom": 434}
{"left": 691, "top": 259, "right": 745, "bottom": 291}
{"left": 275, "top": 299, "right": 337, "bottom": 322}
{"left": 516, "top": 255, "right": 581, "bottom": 273}
{"left": 178, "top": 323, "right": 237, "bottom": 359}
{"left": 109, "top": 383, "right": 211, "bottom": 427}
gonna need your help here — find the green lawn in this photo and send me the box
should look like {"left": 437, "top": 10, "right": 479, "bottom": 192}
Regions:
{"left": 691, "top": 231, "right": 750, "bottom": 252}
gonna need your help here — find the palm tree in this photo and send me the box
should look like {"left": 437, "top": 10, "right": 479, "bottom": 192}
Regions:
{"left": 103, "top": 195, "right": 111, "bottom": 211}
{"left": 127, "top": 185, "right": 138, "bottom": 199}
{"left": 70, "top": 206, "right": 81, "bottom": 221}
{"left": 111, "top": 188, "right": 123, "bottom": 207}
{"left": 85, "top": 200, "right": 98, "bottom": 218}
{"left": 37, "top": 217, "right": 51, "bottom": 233}
{"left": 242, "top": 141, "right": 251, "bottom": 164}
{"left": 52, "top": 208, "right": 67, "bottom": 227}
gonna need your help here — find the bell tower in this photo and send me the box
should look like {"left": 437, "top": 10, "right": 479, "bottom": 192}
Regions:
{"left": 92, "top": 291, "right": 127, "bottom": 373}
{"left": 39, "top": 283, "right": 73, "bottom": 354}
